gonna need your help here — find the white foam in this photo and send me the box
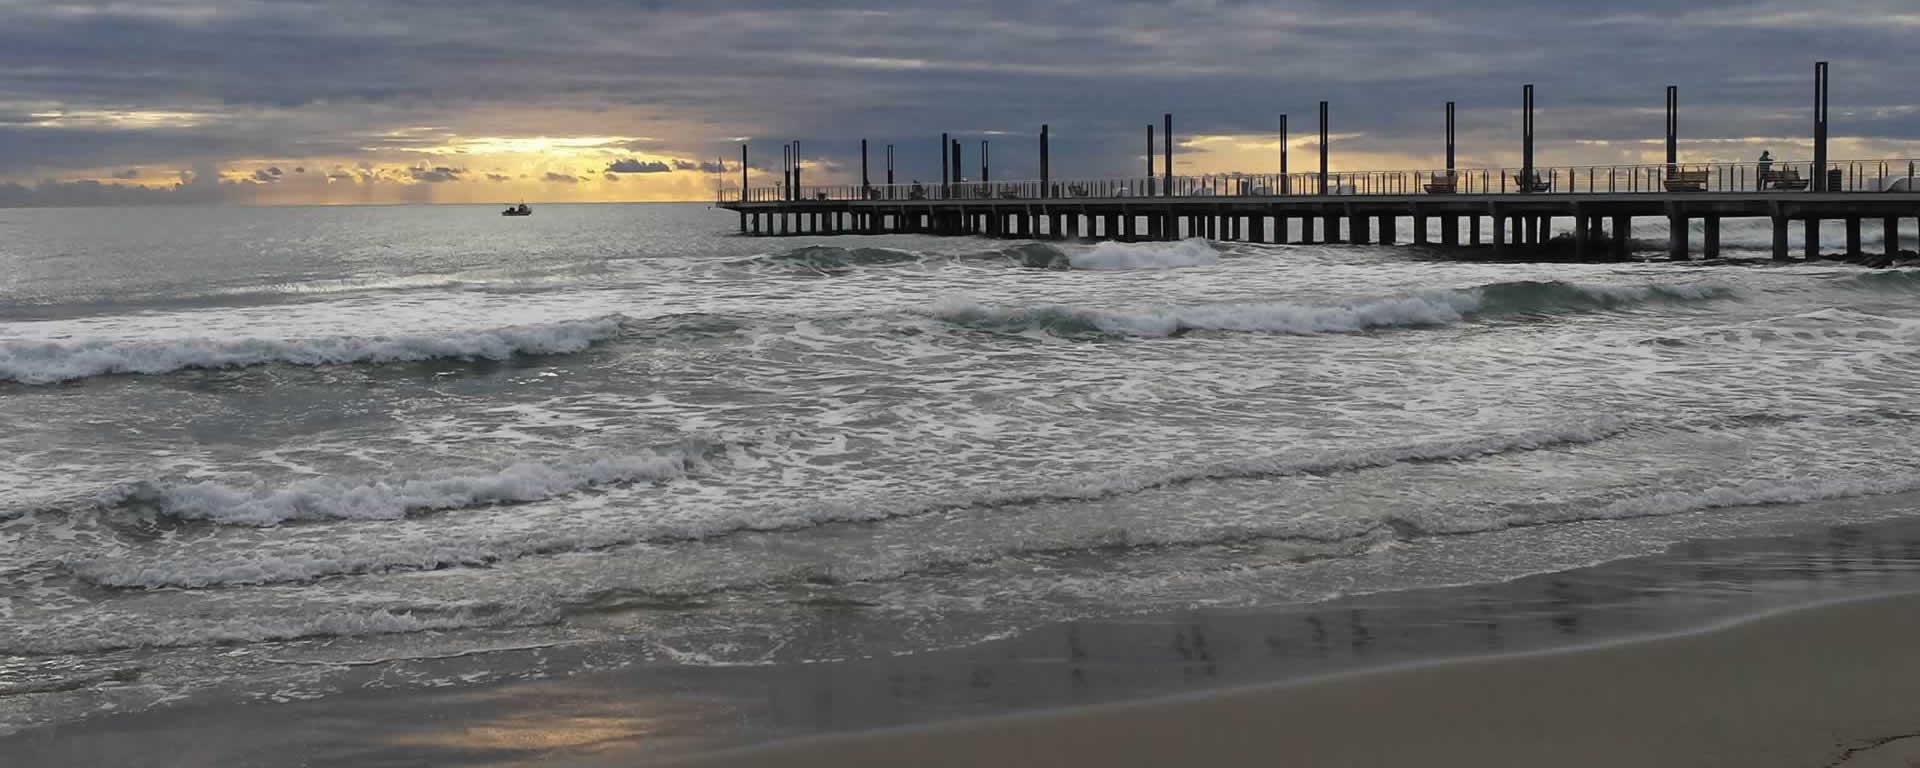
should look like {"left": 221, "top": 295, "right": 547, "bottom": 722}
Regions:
{"left": 932, "top": 279, "right": 1731, "bottom": 337}
{"left": 0, "top": 603, "right": 560, "bottom": 655}
{"left": 68, "top": 419, "right": 1628, "bottom": 590}
{"left": 0, "top": 314, "right": 628, "bottom": 384}
{"left": 1067, "top": 238, "right": 1220, "bottom": 270}
{"left": 111, "top": 447, "right": 699, "bottom": 526}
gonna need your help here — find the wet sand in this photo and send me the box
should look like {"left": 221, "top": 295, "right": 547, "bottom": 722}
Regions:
{"left": 15, "top": 517, "right": 1920, "bottom": 766}
{"left": 676, "top": 591, "right": 1920, "bottom": 768}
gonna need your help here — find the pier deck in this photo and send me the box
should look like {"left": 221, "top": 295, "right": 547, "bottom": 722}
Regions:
{"left": 720, "top": 188, "right": 1920, "bottom": 261}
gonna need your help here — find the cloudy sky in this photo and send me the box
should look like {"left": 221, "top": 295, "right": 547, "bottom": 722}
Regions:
{"left": 2, "top": 0, "right": 1916, "bottom": 205}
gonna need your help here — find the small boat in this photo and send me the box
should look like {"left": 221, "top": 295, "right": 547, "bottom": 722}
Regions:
{"left": 501, "top": 203, "right": 532, "bottom": 216}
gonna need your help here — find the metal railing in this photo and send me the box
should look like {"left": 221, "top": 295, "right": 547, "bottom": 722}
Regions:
{"left": 722, "top": 158, "right": 1920, "bottom": 203}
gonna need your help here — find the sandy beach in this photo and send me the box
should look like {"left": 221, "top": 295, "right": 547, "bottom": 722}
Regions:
{"left": 673, "top": 591, "right": 1920, "bottom": 768}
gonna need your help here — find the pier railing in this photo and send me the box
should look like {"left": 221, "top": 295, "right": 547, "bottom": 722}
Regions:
{"left": 724, "top": 158, "right": 1920, "bottom": 203}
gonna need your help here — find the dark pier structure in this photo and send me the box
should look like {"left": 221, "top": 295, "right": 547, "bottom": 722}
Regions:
{"left": 722, "top": 63, "right": 1920, "bottom": 261}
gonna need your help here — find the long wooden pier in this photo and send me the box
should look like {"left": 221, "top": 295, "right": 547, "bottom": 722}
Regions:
{"left": 718, "top": 63, "right": 1920, "bottom": 261}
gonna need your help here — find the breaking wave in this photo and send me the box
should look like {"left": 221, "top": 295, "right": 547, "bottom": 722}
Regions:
{"left": 1066, "top": 238, "right": 1220, "bottom": 270}
{"left": 99, "top": 444, "right": 707, "bottom": 527}
{"left": 69, "top": 418, "right": 1628, "bottom": 589}
{"left": 743, "top": 245, "right": 923, "bottom": 273}
{"left": 932, "top": 279, "right": 1734, "bottom": 337}
{"left": 0, "top": 314, "right": 631, "bottom": 385}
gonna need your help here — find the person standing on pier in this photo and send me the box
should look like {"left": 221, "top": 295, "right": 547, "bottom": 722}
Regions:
{"left": 1757, "top": 150, "right": 1772, "bottom": 190}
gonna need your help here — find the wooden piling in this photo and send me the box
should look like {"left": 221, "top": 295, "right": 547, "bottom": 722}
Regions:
{"left": 1886, "top": 217, "right": 1901, "bottom": 258}
{"left": 1492, "top": 208, "right": 1506, "bottom": 255}
{"left": 1703, "top": 216, "right": 1720, "bottom": 258}
{"left": 1805, "top": 219, "right": 1821, "bottom": 259}
{"left": 1667, "top": 203, "right": 1688, "bottom": 260}
{"left": 1612, "top": 215, "right": 1630, "bottom": 258}
{"left": 1772, "top": 215, "right": 1791, "bottom": 261}
{"left": 1846, "top": 217, "right": 1862, "bottom": 256}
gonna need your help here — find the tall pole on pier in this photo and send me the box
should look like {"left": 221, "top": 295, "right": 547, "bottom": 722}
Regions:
{"left": 861, "top": 139, "right": 870, "bottom": 196}
{"left": 1040, "top": 124, "right": 1051, "bottom": 198}
{"left": 982, "top": 140, "right": 989, "bottom": 183}
{"left": 782, "top": 143, "right": 791, "bottom": 201}
{"left": 1318, "top": 101, "right": 1329, "bottom": 195}
{"left": 1445, "top": 102, "right": 1456, "bottom": 173}
{"left": 1147, "top": 124, "right": 1155, "bottom": 192}
{"left": 951, "top": 139, "right": 962, "bottom": 187}
{"left": 1522, "top": 84, "right": 1535, "bottom": 192}
{"left": 792, "top": 141, "right": 801, "bottom": 198}
{"left": 1814, "top": 61, "right": 1830, "bottom": 191}
{"left": 885, "top": 144, "right": 894, "bottom": 185}
{"left": 740, "top": 144, "right": 747, "bottom": 201}
{"left": 1163, "top": 113, "right": 1172, "bottom": 196}
{"left": 1665, "top": 85, "right": 1678, "bottom": 173}
{"left": 1279, "top": 114, "right": 1289, "bottom": 194}
{"left": 940, "top": 133, "right": 949, "bottom": 196}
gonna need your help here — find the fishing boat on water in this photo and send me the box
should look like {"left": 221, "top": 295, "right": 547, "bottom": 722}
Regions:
{"left": 501, "top": 203, "right": 532, "bottom": 216}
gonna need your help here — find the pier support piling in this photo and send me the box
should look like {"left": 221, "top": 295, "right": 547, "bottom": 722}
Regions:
{"left": 1704, "top": 216, "right": 1720, "bottom": 259}
{"left": 1846, "top": 217, "right": 1863, "bottom": 257}
{"left": 1667, "top": 204, "right": 1688, "bottom": 260}
{"left": 1772, "top": 215, "right": 1791, "bottom": 261}
{"left": 1887, "top": 217, "right": 1902, "bottom": 258}
{"left": 1806, "top": 219, "right": 1822, "bottom": 260}
{"left": 1612, "top": 215, "right": 1631, "bottom": 259}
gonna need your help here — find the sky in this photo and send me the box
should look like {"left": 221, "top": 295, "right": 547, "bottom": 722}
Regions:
{"left": 2, "top": 0, "right": 1917, "bottom": 206}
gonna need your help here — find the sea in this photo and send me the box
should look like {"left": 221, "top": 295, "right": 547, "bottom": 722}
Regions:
{"left": 6, "top": 202, "right": 1920, "bottom": 757}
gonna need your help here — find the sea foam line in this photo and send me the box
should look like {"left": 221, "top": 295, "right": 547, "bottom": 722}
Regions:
{"left": 69, "top": 419, "right": 1627, "bottom": 589}
{"left": 930, "top": 279, "right": 1735, "bottom": 337}
{"left": 96, "top": 445, "right": 705, "bottom": 527}
{"left": 0, "top": 314, "right": 629, "bottom": 385}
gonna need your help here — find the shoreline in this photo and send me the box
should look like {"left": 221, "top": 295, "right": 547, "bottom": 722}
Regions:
{"left": 16, "top": 514, "right": 1920, "bottom": 766}
{"left": 674, "top": 589, "right": 1920, "bottom": 768}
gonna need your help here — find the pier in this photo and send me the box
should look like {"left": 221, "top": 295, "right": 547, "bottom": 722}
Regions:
{"left": 719, "top": 63, "right": 1920, "bottom": 261}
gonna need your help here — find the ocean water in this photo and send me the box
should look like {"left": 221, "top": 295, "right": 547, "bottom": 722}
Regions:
{"left": 5, "top": 202, "right": 1920, "bottom": 737}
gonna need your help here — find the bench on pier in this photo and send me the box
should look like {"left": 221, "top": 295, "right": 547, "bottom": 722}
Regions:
{"left": 998, "top": 188, "right": 1022, "bottom": 199}
{"left": 1425, "top": 173, "right": 1457, "bottom": 194}
{"left": 1663, "top": 169, "right": 1709, "bottom": 192}
{"left": 1516, "top": 173, "right": 1551, "bottom": 193}
{"left": 1066, "top": 184, "right": 1090, "bottom": 197}
{"left": 1762, "top": 169, "right": 1808, "bottom": 191}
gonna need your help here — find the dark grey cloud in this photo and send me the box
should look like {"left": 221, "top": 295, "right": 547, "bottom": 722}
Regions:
{"left": 674, "top": 159, "right": 731, "bottom": 173}
{"left": 543, "top": 171, "right": 581, "bottom": 183}
{"left": 607, "top": 158, "right": 672, "bottom": 173}
{"left": 409, "top": 165, "right": 464, "bottom": 182}
{"left": 0, "top": 0, "right": 1916, "bottom": 202}
{"left": 486, "top": 173, "right": 511, "bottom": 182}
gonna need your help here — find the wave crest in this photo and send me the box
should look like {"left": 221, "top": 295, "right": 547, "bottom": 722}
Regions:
{"left": 100, "top": 444, "right": 706, "bottom": 527}
{"left": 932, "top": 279, "right": 1733, "bottom": 337}
{"left": 1066, "top": 238, "right": 1220, "bottom": 270}
{"left": 0, "top": 314, "right": 630, "bottom": 385}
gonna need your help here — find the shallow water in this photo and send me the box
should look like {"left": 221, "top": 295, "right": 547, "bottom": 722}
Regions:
{"left": 5, "top": 202, "right": 1920, "bottom": 738}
